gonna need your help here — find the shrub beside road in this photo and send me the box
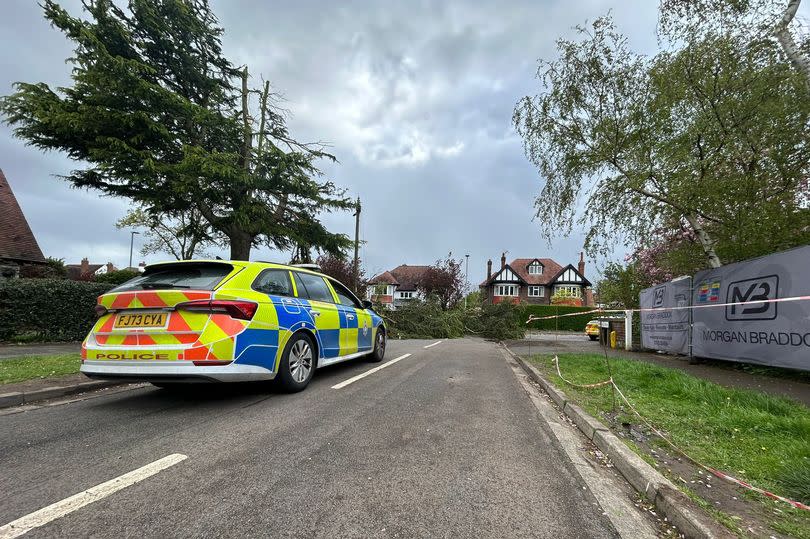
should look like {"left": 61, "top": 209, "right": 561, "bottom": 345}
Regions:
{"left": 0, "top": 279, "right": 113, "bottom": 342}
{"left": 529, "top": 353, "right": 810, "bottom": 538}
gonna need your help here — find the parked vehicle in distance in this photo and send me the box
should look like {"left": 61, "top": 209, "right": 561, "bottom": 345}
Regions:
{"left": 80, "top": 260, "right": 386, "bottom": 392}
{"left": 584, "top": 320, "right": 600, "bottom": 341}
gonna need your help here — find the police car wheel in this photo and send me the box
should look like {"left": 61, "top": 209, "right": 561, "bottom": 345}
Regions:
{"left": 588, "top": 335, "right": 598, "bottom": 341}
{"left": 277, "top": 333, "right": 316, "bottom": 392}
{"left": 368, "top": 328, "right": 386, "bottom": 363}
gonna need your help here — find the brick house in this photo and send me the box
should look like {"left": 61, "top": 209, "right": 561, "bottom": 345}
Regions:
{"left": 479, "top": 252, "right": 593, "bottom": 306}
{"left": 367, "top": 264, "right": 429, "bottom": 309}
{"left": 66, "top": 259, "right": 118, "bottom": 280}
{"left": 0, "top": 168, "right": 47, "bottom": 279}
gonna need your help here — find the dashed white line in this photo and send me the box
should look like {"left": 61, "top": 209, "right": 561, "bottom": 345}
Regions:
{"left": 423, "top": 341, "right": 443, "bottom": 349}
{"left": 331, "top": 353, "right": 412, "bottom": 389}
{"left": 0, "top": 453, "right": 188, "bottom": 539}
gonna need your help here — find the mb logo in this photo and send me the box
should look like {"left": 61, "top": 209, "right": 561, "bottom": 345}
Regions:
{"left": 725, "top": 275, "right": 779, "bottom": 321}
{"left": 653, "top": 286, "right": 666, "bottom": 307}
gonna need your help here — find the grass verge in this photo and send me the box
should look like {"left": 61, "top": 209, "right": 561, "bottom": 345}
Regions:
{"left": 0, "top": 354, "right": 82, "bottom": 385}
{"left": 528, "top": 352, "right": 810, "bottom": 538}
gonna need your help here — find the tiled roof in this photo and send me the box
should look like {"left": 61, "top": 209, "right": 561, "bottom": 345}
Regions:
{"left": 390, "top": 264, "right": 431, "bottom": 291}
{"left": 480, "top": 258, "right": 563, "bottom": 286}
{"left": 0, "top": 169, "right": 46, "bottom": 264}
{"left": 368, "top": 270, "right": 399, "bottom": 286}
{"left": 370, "top": 264, "right": 431, "bottom": 291}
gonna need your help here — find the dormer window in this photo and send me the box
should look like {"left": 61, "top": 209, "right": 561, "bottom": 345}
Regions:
{"left": 528, "top": 261, "right": 543, "bottom": 275}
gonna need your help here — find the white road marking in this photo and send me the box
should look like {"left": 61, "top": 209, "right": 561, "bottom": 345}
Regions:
{"left": 331, "top": 354, "right": 412, "bottom": 389}
{"left": 0, "top": 453, "right": 188, "bottom": 539}
{"left": 423, "top": 341, "right": 443, "bottom": 349}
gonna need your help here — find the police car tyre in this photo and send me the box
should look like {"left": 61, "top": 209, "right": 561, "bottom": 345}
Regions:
{"left": 588, "top": 335, "right": 598, "bottom": 341}
{"left": 277, "top": 332, "right": 316, "bottom": 392}
{"left": 368, "top": 328, "right": 386, "bottom": 363}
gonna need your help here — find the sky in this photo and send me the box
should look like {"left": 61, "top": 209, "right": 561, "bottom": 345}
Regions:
{"left": 0, "top": 0, "right": 666, "bottom": 286}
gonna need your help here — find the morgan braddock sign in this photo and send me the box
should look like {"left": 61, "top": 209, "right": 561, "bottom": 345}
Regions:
{"left": 640, "top": 278, "right": 690, "bottom": 355}
{"left": 692, "top": 245, "right": 810, "bottom": 371}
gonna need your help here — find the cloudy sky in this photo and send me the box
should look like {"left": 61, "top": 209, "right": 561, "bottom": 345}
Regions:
{"left": 2, "top": 0, "right": 668, "bottom": 285}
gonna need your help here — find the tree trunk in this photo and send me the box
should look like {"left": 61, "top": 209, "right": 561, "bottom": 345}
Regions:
{"left": 775, "top": 0, "right": 810, "bottom": 88}
{"left": 229, "top": 230, "right": 253, "bottom": 261}
{"left": 684, "top": 213, "right": 722, "bottom": 268}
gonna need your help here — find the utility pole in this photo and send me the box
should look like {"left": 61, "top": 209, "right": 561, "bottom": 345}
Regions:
{"left": 353, "top": 197, "right": 361, "bottom": 292}
{"left": 129, "top": 231, "right": 140, "bottom": 269}
{"left": 464, "top": 253, "right": 470, "bottom": 309}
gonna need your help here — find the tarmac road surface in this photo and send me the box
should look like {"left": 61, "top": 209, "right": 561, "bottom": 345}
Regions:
{"left": 0, "top": 338, "right": 634, "bottom": 538}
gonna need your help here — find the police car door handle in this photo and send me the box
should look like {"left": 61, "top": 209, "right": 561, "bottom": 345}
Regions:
{"left": 346, "top": 313, "right": 355, "bottom": 320}
{"left": 309, "top": 309, "right": 321, "bottom": 317}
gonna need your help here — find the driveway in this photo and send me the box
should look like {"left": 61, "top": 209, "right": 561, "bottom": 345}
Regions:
{"left": 0, "top": 338, "right": 636, "bottom": 538}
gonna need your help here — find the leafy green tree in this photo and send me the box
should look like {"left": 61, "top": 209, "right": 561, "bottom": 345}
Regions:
{"left": 1, "top": 0, "right": 351, "bottom": 261}
{"left": 116, "top": 206, "right": 214, "bottom": 260}
{"left": 659, "top": 0, "right": 810, "bottom": 88}
{"left": 595, "top": 262, "right": 651, "bottom": 309}
{"left": 513, "top": 16, "right": 810, "bottom": 269}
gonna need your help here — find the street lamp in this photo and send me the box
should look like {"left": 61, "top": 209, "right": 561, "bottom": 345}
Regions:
{"left": 464, "top": 253, "right": 470, "bottom": 309}
{"left": 129, "top": 231, "right": 140, "bottom": 269}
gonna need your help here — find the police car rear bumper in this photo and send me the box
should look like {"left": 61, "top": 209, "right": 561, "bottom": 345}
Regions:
{"left": 80, "top": 360, "right": 276, "bottom": 383}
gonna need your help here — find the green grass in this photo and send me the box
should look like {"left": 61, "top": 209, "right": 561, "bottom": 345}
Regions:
{"left": 0, "top": 354, "right": 82, "bottom": 384}
{"left": 529, "top": 353, "right": 810, "bottom": 537}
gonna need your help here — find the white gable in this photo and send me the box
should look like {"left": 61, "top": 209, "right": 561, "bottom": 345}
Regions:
{"left": 556, "top": 267, "right": 584, "bottom": 283}
{"left": 492, "top": 266, "right": 519, "bottom": 282}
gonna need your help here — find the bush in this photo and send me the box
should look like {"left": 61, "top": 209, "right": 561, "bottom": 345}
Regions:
{"left": 0, "top": 279, "right": 114, "bottom": 342}
{"left": 94, "top": 269, "right": 139, "bottom": 285}
{"left": 522, "top": 304, "right": 598, "bottom": 331}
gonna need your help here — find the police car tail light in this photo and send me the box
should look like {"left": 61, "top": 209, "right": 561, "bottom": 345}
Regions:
{"left": 176, "top": 299, "right": 258, "bottom": 320}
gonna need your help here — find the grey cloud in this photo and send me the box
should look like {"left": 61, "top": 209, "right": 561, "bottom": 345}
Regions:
{"left": 1, "top": 0, "right": 724, "bottom": 283}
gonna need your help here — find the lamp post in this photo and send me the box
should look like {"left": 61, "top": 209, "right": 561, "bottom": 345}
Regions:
{"left": 129, "top": 231, "right": 140, "bottom": 269}
{"left": 464, "top": 253, "right": 470, "bottom": 309}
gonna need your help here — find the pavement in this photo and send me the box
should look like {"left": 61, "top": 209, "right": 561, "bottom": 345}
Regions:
{"left": 508, "top": 332, "right": 810, "bottom": 408}
{"left": 0, "top": 342, "right": 80, "bottom": 359}
{"left": 0, "top": 338, "right": 656, "bottom": 538}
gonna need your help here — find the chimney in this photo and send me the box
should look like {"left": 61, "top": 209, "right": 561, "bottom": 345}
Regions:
{"left": 578, "top": 252, "right": 585, "bottom": 276}
{"left": 106, "top": 262, "right": 115, "bottom": 273}
{"left": 80, "top": 257, "right": 89, "bottom": 275}
{"left": 487, "top": 259, "right": 492, "bottom": 280}
{"left": 500, "top": 252, "right": 506, "bottom": 270}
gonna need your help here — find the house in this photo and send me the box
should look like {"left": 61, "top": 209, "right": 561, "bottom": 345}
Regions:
{"left": 0, "top": 168, "right": 47, "bottom": 279}
{"left": 66, "top": 259, "right": 118, "bottom": 280}
{"left": 367, "top": 264, "right": 430, "bottom": 309}
{"left": 479, "top": 252, "right": 593, "bottom": 306}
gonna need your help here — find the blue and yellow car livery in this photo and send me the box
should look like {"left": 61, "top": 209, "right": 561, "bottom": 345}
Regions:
{"left": 80, "top": 260, "right": 386, "bottom": 391}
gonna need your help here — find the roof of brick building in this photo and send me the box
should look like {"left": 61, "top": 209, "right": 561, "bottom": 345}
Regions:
{"left": 0, "top": 169, "right": 46, "bottom": 264}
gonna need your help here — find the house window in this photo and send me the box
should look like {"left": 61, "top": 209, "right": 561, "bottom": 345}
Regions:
{"left": 528, "top": 262, "right": 543, "bottom": 275}
{"left": 399, "top": 291, "right": 414, "bottom": 299}
{"left": 554, "top": 285, "right": 581, "bottom": 298}
{"left": 528, "top": 286, "right": 544, "bottom": 297}
{"left": 495, "top": 284, "right": 518, "bottom": 296}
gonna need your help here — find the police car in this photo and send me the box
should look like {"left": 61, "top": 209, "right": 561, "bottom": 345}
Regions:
{"left": 80, "top": 260, "right": 386, "bottom": 392}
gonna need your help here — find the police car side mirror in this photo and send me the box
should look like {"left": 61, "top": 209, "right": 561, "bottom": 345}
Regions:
{"left": 362, "top": 300, "right": 373, "bottom": 310}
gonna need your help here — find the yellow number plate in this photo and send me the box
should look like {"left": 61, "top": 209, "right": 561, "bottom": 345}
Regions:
{"left": 114, "top": 312, "right": 168, "bottom": 329}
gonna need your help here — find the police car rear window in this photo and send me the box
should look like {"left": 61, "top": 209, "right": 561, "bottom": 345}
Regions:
{"left": 113, "top": 263, "right": 233, "bottom": 292}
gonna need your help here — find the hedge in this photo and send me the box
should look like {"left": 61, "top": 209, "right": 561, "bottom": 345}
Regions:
{"left": 521, "top": 305, "right": 599, "bottom": 332}
{"left": 0, "top": 279, "right": 114, "bottom": 342}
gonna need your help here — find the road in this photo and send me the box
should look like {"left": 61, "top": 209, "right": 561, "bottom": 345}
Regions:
{"left": 1, "top": 338, "right": 633, "bottom": 538}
